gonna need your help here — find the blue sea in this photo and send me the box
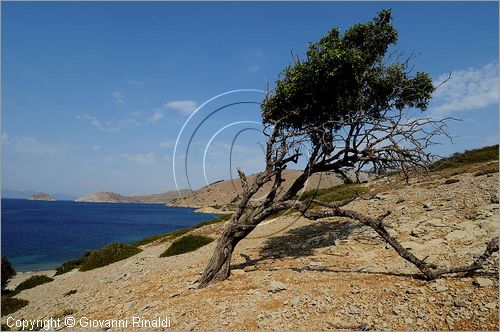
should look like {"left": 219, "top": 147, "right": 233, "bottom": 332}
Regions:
{"left": 1, "top": 198, "right": 216, "bottom": 272}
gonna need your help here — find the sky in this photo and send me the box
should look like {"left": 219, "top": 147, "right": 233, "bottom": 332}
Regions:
{"left": 1, "top": 1, "right": 498, "bottom": 196}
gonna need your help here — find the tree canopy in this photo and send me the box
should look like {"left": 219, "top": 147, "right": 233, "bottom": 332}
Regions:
{"left": 263, "top": 10, "right": 434, "bottom": 139}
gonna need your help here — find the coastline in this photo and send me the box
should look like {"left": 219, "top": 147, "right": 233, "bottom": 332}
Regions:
{"left": 4, "top": 208, "right": 226, "bottom": 290}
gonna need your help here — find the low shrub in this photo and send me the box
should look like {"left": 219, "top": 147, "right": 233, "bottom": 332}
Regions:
{"left": 430, "top": 145, "right": 499, "bottom": 171}
{"left": 54, "top": 254, "right": 89, "bottom": 276}
{"left": 15, "top": 275, "right": 54, "bottom": 292}
{"left": 298, "top": 183, "right": 369, "bottom": 203}
{"left": 79, "top": 243, "right": 142, "bottom": 272}
{"left": 1, "top": 256, "right": 16, "bottom": 290}
{"left": 193, "top": 214, "right": 231, "bottom": 229}
{"left": 1, "top": 296, "right": 29, "bottom": 316}
{"left": 133, "top": 214, "right": 231, "bottom": 246}
{"left": 160, "top": 235, "right": 214, "bottom": 257}
{"left": 56, "top": 215, "right": 231, "bottom": 274}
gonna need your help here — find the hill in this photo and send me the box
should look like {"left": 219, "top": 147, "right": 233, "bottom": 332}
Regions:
{"left": 431, "top": 145, "right": 499, "bottom": 171}
{"left": 27, "top": 192, "right": 55, "bottom": 201}
{"left": 169, "top": 169, "right": 370, "bottom": 212}
{"left": 75, "top": 190, "right": 190, "bottom": 204}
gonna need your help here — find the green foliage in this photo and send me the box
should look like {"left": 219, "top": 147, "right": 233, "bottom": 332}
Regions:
{"left": 55, "top": 214, "right": 232, "bottom": 275}
{"left": 298, "top": 183, "right": 369, "bottom": 203}
{"left": 15, "top": 275, "right": 53, "bottom": 292}
{"left": 262, "top": 10, "right": 434, "bottom": 150}
{"left": 194, "top": 214, "right": 232, "bottom": 228}
{"left": 79, "top": 243, "right": 142, "bottom": 272}
{"left": 133, "top": 214, "right": 231, "bottom": 246}
{"left": 54, "top": 256, "right": 86, "bottom": 276}
{"left": 1, "top": 256, "right": 16, "bottom": 290}
{"left": 1, "top": 296, "right": 29, "bottom": 316}
{"left": 160, "top": 235, "right": 214, "bottom": 257}
{"left": 430, "top": 145, "right": 499, "bottom": 171}
{"left": 264, "top": 208, "right": 295, "bottom": 221}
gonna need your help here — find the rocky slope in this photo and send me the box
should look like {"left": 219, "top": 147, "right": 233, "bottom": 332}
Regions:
{"left": 76, "top": 190, "right": 190, "bottom": 204}
{"left": 3, "top": 168, "right": 498, "bottom": 331}
{"left": 27, "top": 192, "right": 55, "bottom": 201}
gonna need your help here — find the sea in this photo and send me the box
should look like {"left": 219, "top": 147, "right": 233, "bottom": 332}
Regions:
{"left": 1, "top": 198, "right": 216, "bottom": 272}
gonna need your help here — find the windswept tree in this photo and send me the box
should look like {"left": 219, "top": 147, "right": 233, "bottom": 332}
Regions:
{"left": 198, "top": 10, "right": 498, "bottom": 287}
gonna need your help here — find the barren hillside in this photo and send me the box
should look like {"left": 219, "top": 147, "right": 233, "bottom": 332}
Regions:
{"left": 76, "top": 190, "right": 190, "bottom": 204}
{"left": 169, "top": 169, "right": 370, "bottom": 211}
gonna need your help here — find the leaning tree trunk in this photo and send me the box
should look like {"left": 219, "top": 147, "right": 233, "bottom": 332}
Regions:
{"left": 198, "top": 219, "right": 255, "bottom": 288}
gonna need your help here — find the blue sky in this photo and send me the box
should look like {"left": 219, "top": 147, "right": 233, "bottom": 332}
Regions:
{"left": 1, "top": 1, "right": 498, "bottom": 196}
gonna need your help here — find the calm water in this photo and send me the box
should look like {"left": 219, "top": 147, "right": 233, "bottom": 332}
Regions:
{"left": 1, "top": 199, "right": 216, "bottom": 272}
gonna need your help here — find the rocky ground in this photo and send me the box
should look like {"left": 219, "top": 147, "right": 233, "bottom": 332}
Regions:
{"left": 3, "top": 169, "right": 499, "bottom": 331}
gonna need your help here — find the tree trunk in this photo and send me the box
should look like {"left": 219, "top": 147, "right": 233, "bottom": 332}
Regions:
{"left": 198, "top": 220, "right": 254, "bottom": 288}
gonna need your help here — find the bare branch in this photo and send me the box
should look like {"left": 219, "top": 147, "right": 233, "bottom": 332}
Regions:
{"left": 236, "top": 167, "right": 248, "bottom": 192}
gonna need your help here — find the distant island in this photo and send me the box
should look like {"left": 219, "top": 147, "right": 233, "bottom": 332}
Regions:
{"left": 76, "top": 190, "right": 190, "bottom": 204}
{"left": 2, "top": 189, "right": 77, "bottom": 201}
{"left": 27, "top": 192, "right": 55, "bottom": 201}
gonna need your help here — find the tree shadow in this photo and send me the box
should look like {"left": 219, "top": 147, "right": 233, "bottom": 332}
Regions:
{"left": 259, "top": 219, "right": 365, "bottom": 260}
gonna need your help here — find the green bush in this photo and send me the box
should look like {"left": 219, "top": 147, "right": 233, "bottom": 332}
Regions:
{"left": 55, "top": 243, "right": 141, "bottom": 275}
{"left": 160, "top": 235, "right": 214, "bottom": 257}
{"left": 1, "top": 296, "right": 29, "bottom": 316}
{"left": 298, "top": 183, "right": 369, "bottom": 203}
{"left": 15, "top": 275, "right": 53, "bottom": 292}
{"left": 193, "top": 214, "right": 231, "bottom": 229}
{"left": 56, "top": 215, "right": 232, "bottom": 274}
{"left": 79, "top": 243, "right": 142, "bottom": 272}
{"left": 431, "top": 145, "right": 499, "bottom": 171}
{"left": 1, "top": 256, "right": 16, "bottom": 290}
{"left": 55, "top": 256, "right": 85, "bottom": 276}
{"left": 133, "top": 214, "right": 231, "bottom": 246}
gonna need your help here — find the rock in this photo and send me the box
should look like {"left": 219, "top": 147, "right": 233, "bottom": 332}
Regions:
{"left": 434, "top": 285, "right": 448, "bottom": 292}
{"left": 268, "top": 281, "right": 287, "bottom": 293}
{"left": 410, "top": 229, "right": 427, "bottom": 238}
{"left": 404, "top": 318, "right": 414, "bottom": 325}
{"left": 231, "top": 269, "right": 245, "bottom": 276}
{"left": 444, "top": 178, "right": 460, "bottom": 185}
{"left": 300, "top": 264, "right": 327, "bottom": 272}
{"left": 348, "top": 306, "right": 359, "bottom": 315}
{"left": 490, "top": 194, "right": 499, "bottom": 204}
{"left": 473, "top": 277, "right": 494, "bottom": 288}
{"left": 169, "top": 292, "right": 181, "bottom": 298}
{"left": 454, "top": 300, "right": 467, "bottom": 307}
{"left": 485, "top": 302, "right": 497, "bottom": 310}
{"left": 392, "top": 304, "right": 401, "bottom": 315}
{"left": 425, "top": 219, "right": 447, "bottom": 228}
{"left": 188, "top": 282, "right": 200, "bottom": 290}
{"left": 291, "top": 297, "right": 300, "bottom": 306}
{"left": 243, "top": 265, "right": 257, "bottom": 272}
{"left": 445, "top": 230, "right": 475, "bottom": 242}
{"left": 422, "top": 202, "right": 433, "bottom": 210}
{"left": 405, "top": 288, "right": 419, "bottom": 294}
{"left": 125, "top": 300, "right": 136, "bottom": 310}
